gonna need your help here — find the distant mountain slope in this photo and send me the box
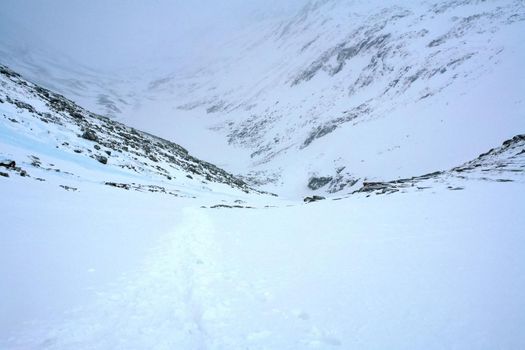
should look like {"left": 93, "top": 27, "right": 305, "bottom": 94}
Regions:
{"left": 351, "top": 134, "right": 525, "bottom": 196}
{"left": 129, "top": 0, "right": 524, "bottom": 196}
{"left": 2, "top": 0, "right": 523, "bottom": 197}
{"left": 0, "top": 65, "right": 259, "bottom": 197}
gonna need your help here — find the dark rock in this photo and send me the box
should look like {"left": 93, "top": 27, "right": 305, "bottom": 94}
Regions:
{"left": 210, "top": 204, "right": 252, "bottom": 209}
{"left": 13, "top": 99, "right": 36, "bottom": 113}
{"left": 60, "top": 185, "right": 78, "bottom": 191}
{"left": 0, "top": 172, "right": 9, "bottom": 178}
{"left": 358, "top": 182, "right": 391, "bottom": 193}
{"left": 105, "top": 182, "right": 130, "bottom": 190}
{"left": 81, "top": 129, "right": 98, "bottom": 142}
{"left": 0, "top": 160, "right": 16, "bottom": 169}
{"left": 96, "top": 155, "right": 108, "bottom": 164}
{"left": 94, "top": 144, "right": 101, "bottom": 150}
{"left": 304, "top": 195, "right": 326, "bottom": 203}
{"left": 71, "top": 112, "right": 84, "bottom": 120}
{"left": 307, "top": 176, "right": 333, "bottom": 190}
{"left": 302, "top": 124, "right": 338, "bottom": 148}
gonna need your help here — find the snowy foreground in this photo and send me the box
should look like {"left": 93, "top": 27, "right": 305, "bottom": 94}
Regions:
{"left": 1, "top": 173, "right": 524, "bottom": 349}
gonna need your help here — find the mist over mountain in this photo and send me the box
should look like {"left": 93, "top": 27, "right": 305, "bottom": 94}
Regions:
{"left": 0, "top": 0, "right": 308, "bottom": 70}
{"left": 3, "top": 0, "right": 523, "bottom": 196}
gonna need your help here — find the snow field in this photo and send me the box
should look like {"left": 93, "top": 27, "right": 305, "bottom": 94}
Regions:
{"left": 2, "top": 177, "right": 524, "bottom": 349}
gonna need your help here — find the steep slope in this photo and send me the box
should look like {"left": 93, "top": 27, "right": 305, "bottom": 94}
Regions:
{"left": 123, "top": 0, "right": 524, "bottom": 196}
{"left": 0, "top": 65, "right": 259, "bottom": 198}
{"left": 352, "top": 134, "right": 525, "bottom": 196}
{"left": 2, "top": 1, "right": 522, "bottom": 198}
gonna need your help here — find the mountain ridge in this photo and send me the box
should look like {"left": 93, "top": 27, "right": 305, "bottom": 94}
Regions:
{"left": 0, "top": 64, "right": 265, "bottom": 199}
{"left": 1, "top": 0, "right": 523, "bottom": 197}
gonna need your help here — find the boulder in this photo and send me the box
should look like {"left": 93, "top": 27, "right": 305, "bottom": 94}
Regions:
{"left": 96, "top": 155, "right": 108, "bottom": 164}
{"left": 81, "top": 129, "right": 98, "bottom": 142}
{"left": 0, "top": 160, "right": 16, "bottom": 169}
{"left": 303, "top": 195, "right": 326, "bottom": 203}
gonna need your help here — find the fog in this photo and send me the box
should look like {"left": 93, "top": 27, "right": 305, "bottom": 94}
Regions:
{"left": 1, "top": 0, "right": 309, "bottom": 71}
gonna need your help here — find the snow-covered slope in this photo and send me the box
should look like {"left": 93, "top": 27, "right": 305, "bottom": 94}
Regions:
{"left": 2, "top": 1, "right": 523, "bottom": 198}
{"left": 1, "top": 1, "right": 525, "bottom": 348}
{"left": 1, "top": 63, "right": 524, "bottom": 349}
{"left": 122, "top": 0, "right": 525, "bottom": 197}
{"left": 2, "top": 156, "right": 524, "bottom": 349}
{"left": 0, "top": 65, "right": 261, "bottom": 199}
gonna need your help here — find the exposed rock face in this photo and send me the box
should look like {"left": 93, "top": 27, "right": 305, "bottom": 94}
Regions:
{"left": 304, "top": 195, "right": 326, "bottom": 203}
{"left": 307, "top": 176, "right": 333, "bottom": 190}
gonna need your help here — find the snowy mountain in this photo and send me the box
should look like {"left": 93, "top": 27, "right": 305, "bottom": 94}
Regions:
{"left": 1, "top": 63, "right": 524, "bottom": 346}
{"left": 1, "top": 63, "right": 524, "bottom": 348}
{"left": 2, "top": 62, "right": 523, "bottom": 202}
{"left": 0, "top": 65, "right": 261, "bottom": 199}
{"left": 124, "top": 0, "right": 525, "bottom": 196}
{"left": 1, "top": 1, "right": 525, "bottom": 349}
{"left": 2, "top": 0, "right": 523, "bottom": 198}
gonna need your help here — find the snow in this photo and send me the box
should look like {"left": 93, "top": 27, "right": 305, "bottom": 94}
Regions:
{"left": 3, "top": 0, "right": 524, "bottom": 197}
{"left": 1, "top": 171, "right": 524, "bottom": 349}
{"left": 1, "top": 0, "right": 524, "bottom": 348}
{"left": 84, "top": 0, "right": 524, "bottom": 197}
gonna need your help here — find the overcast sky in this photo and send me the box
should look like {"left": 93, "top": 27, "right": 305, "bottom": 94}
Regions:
{"left": 1, "top": 0, "right": 309, "bottom": 70}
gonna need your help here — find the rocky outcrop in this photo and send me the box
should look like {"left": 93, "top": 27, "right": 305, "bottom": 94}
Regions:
{"left": 0, "top": 64, "right": 261, "bottom": 194}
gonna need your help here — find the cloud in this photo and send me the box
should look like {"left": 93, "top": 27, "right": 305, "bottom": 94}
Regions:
{"left": 1, "top": 0, "right": 309, "bottom": 70}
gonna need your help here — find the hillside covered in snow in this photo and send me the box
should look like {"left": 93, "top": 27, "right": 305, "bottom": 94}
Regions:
{"left": 1, "top": 0, "right": 524, "bottom": 349}
{"left": 3, "top": 0, "right": 523, "bottom": 197}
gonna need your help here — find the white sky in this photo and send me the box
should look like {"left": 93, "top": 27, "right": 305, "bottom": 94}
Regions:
{"left": 1, "top": 0, "right": 309, "bottom": 70}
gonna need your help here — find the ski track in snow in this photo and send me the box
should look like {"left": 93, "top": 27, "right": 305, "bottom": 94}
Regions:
{"left": 5, "top": 206, "right": 347, "bottom": 350}
{"left": 19, "top": 208, "right": 226, "bottom": 350}
{"left": 2, "top": 179, "right": 525, "bottom": 349}
{"left": 4, "top": 209, "right": 242, "bottom": 349}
